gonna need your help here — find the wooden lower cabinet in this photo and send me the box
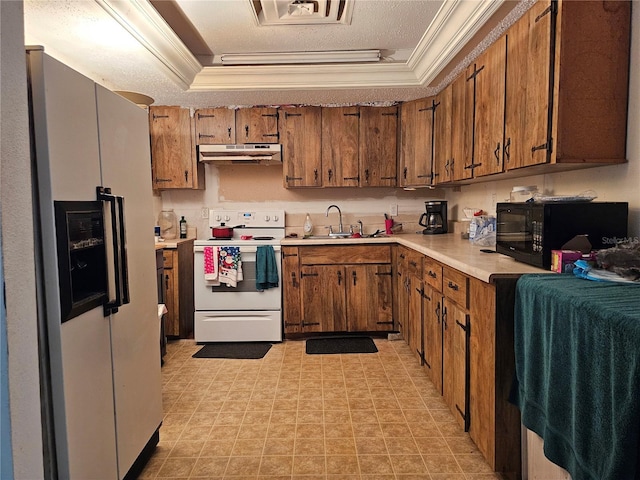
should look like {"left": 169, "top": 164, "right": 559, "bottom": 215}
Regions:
{"left": 398, "top": 248, "right": 520, "bottom": 478}
{"left": 422, "top": 283, "right": 442, "bottom": 393}
{"left": 162, "top": 239, "right": 194, "bottom": 338}
{"left": 283, "top": 245, "right": 393, "bottom": 335}
{"left": 443, "top": 300, "right": 469, "bottom": 431}
{"left": 468, "top": 277, "right": 521, "bottom": 478}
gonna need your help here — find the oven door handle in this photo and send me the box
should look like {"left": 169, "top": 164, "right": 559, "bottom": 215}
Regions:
{"left": 194, "top": 245, "right": 281, "bottom": 253}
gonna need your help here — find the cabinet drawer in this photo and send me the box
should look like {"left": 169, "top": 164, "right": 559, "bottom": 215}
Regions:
{"left": 300, "top": 245, "right": 391, "bottom": 265}
{"left": 423, "top": 256, "right": 443, "bottom": 292}
{"left": 162, "top": 249, "right": 175, "bottom": 269}
{"left": 406, "top": 250, "right": 423, "bottom": 277}
{"left": 443, "top": 266, "right": 468, "bottom": 309}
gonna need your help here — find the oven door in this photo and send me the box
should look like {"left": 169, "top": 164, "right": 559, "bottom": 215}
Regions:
{"left": 194, "top": 244, "right": 282, "bottom": 311}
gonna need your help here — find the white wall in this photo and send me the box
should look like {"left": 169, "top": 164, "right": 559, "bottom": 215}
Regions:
{"left": 1, "top": 0, "right": 45, "bottom": 478}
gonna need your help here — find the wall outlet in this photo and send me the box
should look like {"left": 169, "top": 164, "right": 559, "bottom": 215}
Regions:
{"left": 201, "top": 207, "right": 209, "bottom": 219}
{"left": 390, "top": 204, "right": 398, "bottom": 216}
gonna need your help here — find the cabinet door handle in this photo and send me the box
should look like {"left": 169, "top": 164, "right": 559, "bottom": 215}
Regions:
{"left": 244, "top": 125, "right": 249, "bottom": 139}
{"left": 337, "top": 270, "right": 342, "bottom": 285}
{"left": 227, "top": 127, "right": 232, "bottom": 139}
{"left": 352, "top": 271, "right": 357, "bottom": 286}
{"left": 328, "top": 169, "right": 333, "bottom": 182}
{"left": 442, "top": 305, "right": 447, "bottom": 329}
{"left": 314, "top": 169, "right": 318, "bottom": 183}
{"left": 365, "top": 169, "right": 370, "bottom": 183}
{"left": 291, "top": 272, "right": 298, "bottom": 288}
{"left": 504, "top": 137, "right": 511, "bottom": 163}
{"left": 184, "top": 170, "right": 189, "bottom": 183}
{"left": 435, "top": 301, "right": 441, "bottom": 324}
{"left": 403, "top": 167, "right": 407, "bottom": 180}
{"left": 494, "top": 143, "right": 501, "bottom": 164}
{"left": 165, "top": 274, "right": 169, "bottom": 291}
{"left": 447, "top": 281, "right": 459, "bottom": 291}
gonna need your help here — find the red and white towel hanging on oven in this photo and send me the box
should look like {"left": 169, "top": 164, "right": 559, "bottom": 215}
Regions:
{"left": 203, "top": 246, "right": 243, "bottom": 287}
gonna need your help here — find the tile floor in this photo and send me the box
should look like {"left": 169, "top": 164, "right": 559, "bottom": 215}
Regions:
{"left": 139, "top": 338, "right": 502, "bottom": 479}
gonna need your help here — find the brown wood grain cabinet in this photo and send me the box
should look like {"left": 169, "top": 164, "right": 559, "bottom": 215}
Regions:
{"left": 403, "top": 0, "right": 630, "bottom": 186}
{"left": 421, "top": 256, "right": 443, "bottom": 393}
{"left": 470, "top": 35, "right": 507, "bottom": 178}
{"left": 405, "top": 249, "right": 424, "bottom": 362}
{"left": 359, "top": 106, "right": 398, "bottom": 187}
{"left": 395, "top": 245, "right": 521, "bottom": 478}
{"left": 235, "top": 107, "right": 279, "bottom": 144}
{"left": 433, "top": 84, "right": 453, "bottom": 184}
{"left": 441, "top": 266, "right": 470, "bottom": 432}
{"left": 399, "top": 98, "right": 435, "bottom": 187}
{"left": 194, "top": 108, "right": 235, "bottom": 145}
{"left": 321, "top": 106, "right": 360, "bottom": 187}
{"left": 161, "top": 239, "right": 195, "bottom": 338}
{"left": 504, "top": 0, "right": 630, "bottom": 171}
{"left": 282, "top": 106, "right": 322, "bottom": 187}
{"left": 149, "top": 106, "right": 204, "bottom": 190}
{"left": 283, "top": 245, "right": 394, "bottom": 335}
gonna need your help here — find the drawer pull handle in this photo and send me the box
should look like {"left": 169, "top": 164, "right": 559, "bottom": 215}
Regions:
{"left": 448, "top": 281, "right": 459, "bottom": 291}
{"left": 428, "top": 270, "right": 437, "bottom": 278}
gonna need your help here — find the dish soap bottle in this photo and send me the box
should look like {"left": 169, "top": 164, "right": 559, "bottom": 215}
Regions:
{"left": 303, "top": 213, "right": 313, "bottom": 236}
{"left": 179, "top": 216, "right": 187, "bottom": 238}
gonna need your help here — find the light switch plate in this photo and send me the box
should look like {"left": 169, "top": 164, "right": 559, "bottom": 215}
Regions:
{"left": 390, "top": 204, "right": 398, "bottom": 216}
{"left": 201, "top": 207, "right": 209, "bottom": 219}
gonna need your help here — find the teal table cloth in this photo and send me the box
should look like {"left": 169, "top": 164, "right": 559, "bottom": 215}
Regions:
{"left": 512, "top": 274, "right": 640, "bottom": 480}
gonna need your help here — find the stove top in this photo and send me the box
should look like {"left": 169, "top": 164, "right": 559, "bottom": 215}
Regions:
{"left": 196, "top": 209, "right": 285, "bottom": 247}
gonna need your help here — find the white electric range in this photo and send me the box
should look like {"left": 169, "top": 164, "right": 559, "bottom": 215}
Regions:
{"left": 193, "top": 209, "right": 285, "bottom": 342}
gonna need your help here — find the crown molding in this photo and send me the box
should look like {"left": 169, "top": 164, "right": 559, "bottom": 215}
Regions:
{"left": 102, "top": 0, "right": 505, "bottom": 92}
{"left": 96, "top": 0, "right": 201, "bottom": 89}
{"left": 190, "top": 62, "right": 419, "bottom": 91}
{"left": 409, "top": 0, "right": 505, "bottom": 85}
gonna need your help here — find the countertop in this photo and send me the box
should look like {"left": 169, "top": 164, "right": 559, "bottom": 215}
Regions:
{"left": 155, "top": 237, "right": 195, "bottom": 250}
{"left": 281, "top": 233, "right": 546, "bottom": 283}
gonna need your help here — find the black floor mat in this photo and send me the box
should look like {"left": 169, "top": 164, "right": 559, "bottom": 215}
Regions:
{"left": 192, "top": 342, "right": 272, "bottom": 359}
{"left": 305, "top": 336, "right": 378, "bottom": 355}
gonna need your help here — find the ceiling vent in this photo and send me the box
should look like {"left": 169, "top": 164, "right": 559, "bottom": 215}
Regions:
{"left": 251, "top": 0, "right": 355, "bottom": 25}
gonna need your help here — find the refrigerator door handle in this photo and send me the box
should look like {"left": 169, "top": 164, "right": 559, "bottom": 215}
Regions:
{"left": 97, "top": 186, "right": 129, "bottom": 316}
{"left": 116, "top": 194, "right": 130, "bottom": 306}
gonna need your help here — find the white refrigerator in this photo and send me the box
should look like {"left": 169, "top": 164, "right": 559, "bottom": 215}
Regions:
{"left": 27, "top": 48, "right": 163, "bottom": 479}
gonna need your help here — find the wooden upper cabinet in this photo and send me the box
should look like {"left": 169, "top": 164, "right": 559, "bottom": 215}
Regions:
{"left": 450, "top": 73, "right": 473, "bottom": 181}
{"left": 399, "top": 100, "right": 416, "bottom": 187}
{"left": 235, "top": 107, "right": 279, "bottom": 143}
{"left": 281, "top": 106, "right": 322, "bottom": 188}
{"left": 321, "top": 106, "right": 360, "bottom": 187}
{"left": 359, "top": 106, "right": 398, "bottom": 187}
{"left": 149, "top": 106, "right": 203, "bottom": 190}
{"left": 504, "top": 5, "right": 534, "bottom": 170}
{"left": 504, "top": 0, "right": 630, "bottom": 170}
{"left": 433, "top": 84, "right": 453, "bottom": 184}
{"left": 472, "top": 35, "right": 506, "bottom": 178}
{"left": 400, "top": 98, "right": 434, "bottom": 187}
{"left": 194, "top": 108, "right": 235, "bottom": 145}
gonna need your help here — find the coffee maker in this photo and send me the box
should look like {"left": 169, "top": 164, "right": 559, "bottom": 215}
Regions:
{"left": 419, "top": 201, "right": 448, "bottom": 234}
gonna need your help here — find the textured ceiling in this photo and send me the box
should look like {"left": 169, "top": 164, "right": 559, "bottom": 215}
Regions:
{"left": 23, "top": 0, "right": 531, "bottom": 108}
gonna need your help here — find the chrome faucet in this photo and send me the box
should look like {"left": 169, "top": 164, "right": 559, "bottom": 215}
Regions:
{"left": 325, "top": 204, "right": 344, "bottom": 235}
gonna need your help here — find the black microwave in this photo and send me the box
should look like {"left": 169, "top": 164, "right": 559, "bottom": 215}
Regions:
{"left": 496, "top": 202, "right": 628, "bottom": 269}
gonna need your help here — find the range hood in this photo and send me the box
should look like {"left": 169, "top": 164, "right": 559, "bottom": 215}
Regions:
{"left": 198, "top": 144, "right": 282, "bottom": 164}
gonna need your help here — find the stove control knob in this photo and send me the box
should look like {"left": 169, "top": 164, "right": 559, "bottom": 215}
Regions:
{"left": 214, "top": 215, "right": 221, "bottom": 222}
{"left": 264, "top": 215, "right": 271, "bottom": 221}
{"left": 224, "top": 215, "right": 230, "bottom": 222}
{"left": 273, "top": 215, "right": 279, "bottom": 222}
